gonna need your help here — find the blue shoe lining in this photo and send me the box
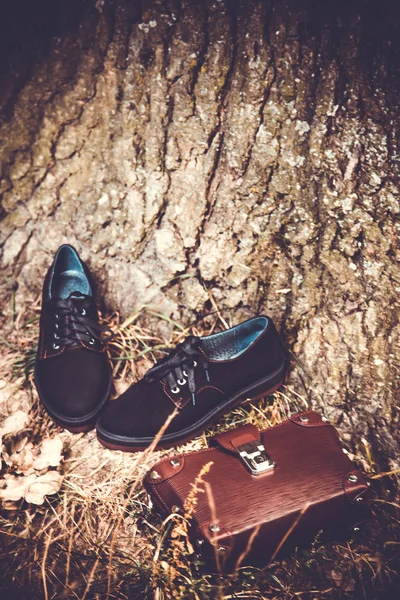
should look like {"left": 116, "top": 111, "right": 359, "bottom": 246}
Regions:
{"left": 201, "top": 316, "right": 268, "bottom": 360}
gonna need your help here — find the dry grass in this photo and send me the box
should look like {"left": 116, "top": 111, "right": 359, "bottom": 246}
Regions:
{"left": 0, "top": 297, "right": 399, "bottom": 600}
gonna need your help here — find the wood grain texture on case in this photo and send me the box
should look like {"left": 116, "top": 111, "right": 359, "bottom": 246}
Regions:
{"left": 144, "top": 411, "right": 370, "bottom": 570}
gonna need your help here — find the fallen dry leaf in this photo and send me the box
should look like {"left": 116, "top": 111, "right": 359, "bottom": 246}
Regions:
{"left": 33, "top": 436, "right": 64, "bottom": 471}
{"left": 0, "top": 411, "right": 29, "bottom": 443}
{"left": 1, "top": 500, "right": 20, "bottom": 511}
{"left": 0, "top": 473, "right": 37, "bottom": 502}
{"left": 13, "top": 436, "right": 29, "bottom": 453}
{"left": 4, "top": 441, "right": 35, "bottom": 475}
{"left": 0, "top": 471, "right": 63, "bottom": 505}
{"left": 25, "top": 471, "right": 63, "bottom": 505}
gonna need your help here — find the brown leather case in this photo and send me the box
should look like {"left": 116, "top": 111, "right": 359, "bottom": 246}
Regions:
{"left": 144, "top": 411, "right": 370, "bottom": 570}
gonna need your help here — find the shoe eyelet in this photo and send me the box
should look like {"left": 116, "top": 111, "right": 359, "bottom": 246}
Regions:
{"left": 89, "top": 338, "right": 95, "bottom": 345}
{"left": 183, "top": 369, "right": 188, "bottom": 377}
{"left": 80, "top": 308, "right": 86, "bottom": 316}
{"left": 192, "top": 360, "right": 197, "bottom": 368}
{"left": 53, "top": 333, "right": 60, "bottom": 340}
{"left": 54, "top": 323, "right": 59, "bottom": 330}
{"left": 55, "top": 313, "right": 60, "bottom": 320}
{"left": 53, "top": 343, "right": 60, "bottom": 350}
{"left": 170, "top": 386, "right": 180, "bottom": 394}
{"left": 177, "top": 377, "right": 186, "bottom": 386}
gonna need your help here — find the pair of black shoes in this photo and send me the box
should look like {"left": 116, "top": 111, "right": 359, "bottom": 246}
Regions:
{"left": 34, "top": 245, "right": 287, "bottom": 451}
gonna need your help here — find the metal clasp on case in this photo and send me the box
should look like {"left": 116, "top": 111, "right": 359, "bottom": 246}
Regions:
{"left": 238, "top": 441, "right": 276, "bottom": 475}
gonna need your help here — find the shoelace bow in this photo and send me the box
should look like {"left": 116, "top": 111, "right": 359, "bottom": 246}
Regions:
{"left": 144, "top": 337, "right": 210, "bottom": 405}
{"left": 45, "top": 292, "right": 113, "bottom": 350}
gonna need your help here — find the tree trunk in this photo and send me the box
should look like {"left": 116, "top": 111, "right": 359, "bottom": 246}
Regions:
{"left": 0, "top": 0, "right": 399, "bottom": 462}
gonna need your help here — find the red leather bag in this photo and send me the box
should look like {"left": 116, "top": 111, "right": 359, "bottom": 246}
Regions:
{"left": 144, "top": 410, "right": 370, "bottom": 570}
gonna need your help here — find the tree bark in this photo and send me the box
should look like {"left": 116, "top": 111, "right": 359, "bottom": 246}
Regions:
{"left": 0, "top": 1, "right": 399, "bottom": 462}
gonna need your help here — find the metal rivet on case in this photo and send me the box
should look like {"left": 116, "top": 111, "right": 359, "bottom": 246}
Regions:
{"left": 299, "top": 416, "right": 309, "bottom": 423}
{"left": 218, "top": 546, "right": 227, "bottom": 554}
{"left": 149, "top": 471, "right": 160, "bottom": 480}
{"left": 209, "top": 523, "right": 221, "bottom": 533}
{"left": 347, "top": 474, "right": 358, "bottom": 483}
{"left": 170, "top": 459, "right": 181, "bottom": 468}
{"left": 171, "top": 505, "right": 180, "bottom": 513}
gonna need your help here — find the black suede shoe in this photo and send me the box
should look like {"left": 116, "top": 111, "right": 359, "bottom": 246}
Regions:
{"left": 34, "top": 245, "right": 112, "bottom": 432}
{"left": 96, "top": 316, "right": 287, "bottom": 451}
